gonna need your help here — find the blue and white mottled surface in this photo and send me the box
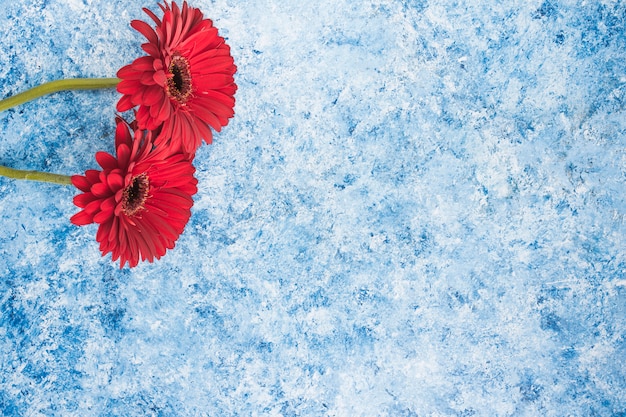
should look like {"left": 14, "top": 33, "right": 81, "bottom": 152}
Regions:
{"left": 1, "top": 0, "right": 625, "bottom": 415}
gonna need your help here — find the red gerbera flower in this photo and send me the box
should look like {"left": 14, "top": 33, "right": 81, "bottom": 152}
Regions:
{"left": 116, "top": 0, "right": 237, "bottom": 155}
{"left": 70, "top": 117, "right": 198, "bottom": 268}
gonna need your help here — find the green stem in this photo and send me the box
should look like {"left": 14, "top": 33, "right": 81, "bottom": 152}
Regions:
{"left": 0, "top": 165, "right": 73, "bottom": 185}
{"left": 0, "top": 78, "right": 120, "bottom": 112}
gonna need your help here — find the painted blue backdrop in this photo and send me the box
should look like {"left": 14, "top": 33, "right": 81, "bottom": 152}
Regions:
{"left": 0, "top": 0, "right": 625, "bottom": 415}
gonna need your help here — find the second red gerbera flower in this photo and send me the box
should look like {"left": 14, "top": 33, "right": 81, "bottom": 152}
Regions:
{"left": 116, "top": 1, "right": 237, "bottom": 155}
{"left": 70, "top": 117, "right": 198, "bottom": 268}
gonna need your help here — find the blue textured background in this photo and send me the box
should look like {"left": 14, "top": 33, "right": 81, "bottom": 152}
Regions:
{"left": 1, "top": 0, "right": 625, "bottom": 415}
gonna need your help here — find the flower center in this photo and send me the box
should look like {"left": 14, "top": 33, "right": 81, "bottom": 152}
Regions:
{"left": 166, "top": 54, "right": 192, "bottom": 104}
{"left": 122, "top": 173, "right": 149, "bottom": 217}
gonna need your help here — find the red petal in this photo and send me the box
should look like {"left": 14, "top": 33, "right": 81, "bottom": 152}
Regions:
{"left": 132, "top": 56, "right": 156, "bottom": 72}
{"left": 195, "top": 117, "right": 214, "bottom": 145}
{"left": 116, "top": 94, "right": 134, "bottom": 112}
{"left": 142, "top": 211, "right": 180, "bottom": 242}
{"left": 131, "top": 222, "right": 154, "bottom": 262}
{"left": 70, "top": 210, "right": 94, "bottom": 226}
{"left": 106, "top": 172, "right": 124, "bottom": 192}
{"left": 188, "top": 102, "right": 221, "bottom": 131}
{"left": 155, "top": 188, "right": 195, "bottom": 209}
{"left": 96, "top": 152, "right": 119, "bottom": 170}
{"left": 152, "top": 70, "right": 167, "bottom": 86}
{"left": 193, "top": 74, "right": 236, "bottom": 90}
{"left": 135, "top": 105, "right": 152, "bottom": 129}
{"left": 83, "top": 200, "right": 101, "bottom": 216}
{"left": 143, "top": 85, "right": 165, "bottom": 106}
{"left": 192, "top": 97, "right": 232, "bottom": 120}
{"left": 100, "top": 196, "right": 117, "bottom": 213}
{"left": 109, "top": 215, "right": 120, "bottom": 243}
{"left": 117, "top": 65, "right": 143, "bottom": 80}
{"left": 117, "top": 79, "right": 142, "bottom": 95}
{"left": 142, "top": 6, "right": 162, "bottom": 27}
{"left": 93, "top": 208, "right": 114, "bottom": 224}
{"left": 192, "top": 55, "right": 234, "bottom": 74}
{"left": 140, "top": 71, "right": 157, "bottom": 86}
{"left": 150, "top": 162, "right": 193, "bottom": 182}
{"left": 146, "top": 198, "right": 190, "bottom": 223}
{"left": 117, "top": 144, "right": 131, "bottom": 171}
{"left": 90, "top": 182, "right": 111, "bottom": 198}
{"left": 71, "top": 175, "right": 91, "bottom": 192}
{"left": 197, "top": 89, "right": 235, "bottom": 106}
{"left": 85, "top": 170, "right": 100, "bottom": 184}
{"left": 136, "top": 218, "right": 161, "bottom": 261}
{"left": 91, "top": 182, "right": 111, "bottom": 201}
{"left": 180, "top": 27, "right": 218, "bottom": 51}
{"left": 157, "top": 96, "right": 172, "bottom": 121}
{"left": 131, "top": 88, "right": 145, "bottom": 107}
{"left": 142, "top": 42, "right": 161, "bottom": 59}
{"left": 115, "top": 119, "right": 133, "bottom": 149}
{"left": 131, "top": 19, "right": 158, "bottom": 44}
{"left": 73, "top": 192, "right": 96, "bottom": 208}
{"left": 96, "top": 219, "right": 112, "bottom": 244}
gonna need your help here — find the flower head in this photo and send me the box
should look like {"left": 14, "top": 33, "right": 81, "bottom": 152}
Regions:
{"left": 116, "top": 1, "right": 237, "bottom": 155}
{"left": 70, "top": 117, "right": 198, "bottom": 268}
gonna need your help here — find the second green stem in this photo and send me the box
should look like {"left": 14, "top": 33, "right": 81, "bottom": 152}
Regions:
{"left": 0, "top": 165, "right": 73, "bottom": 185}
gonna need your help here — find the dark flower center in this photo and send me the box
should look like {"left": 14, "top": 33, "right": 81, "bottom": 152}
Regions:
{"left": 166, "top": 54, "right": 192, "bottom": 104}
{"left": 122, "top": 173, "right": 149, "bottom": 217}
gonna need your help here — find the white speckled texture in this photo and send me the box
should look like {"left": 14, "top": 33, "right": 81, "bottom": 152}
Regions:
{"left": 1, "top": 0, "right": 625, "bottom": 415}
